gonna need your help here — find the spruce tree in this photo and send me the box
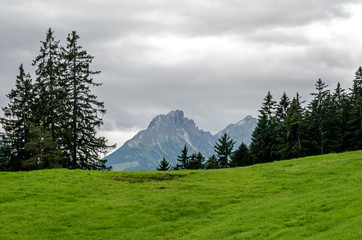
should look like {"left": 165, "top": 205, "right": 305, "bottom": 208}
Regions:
{"left": 214, "top": 133, "right": 235, "bottom": 168}
{"left": 187, "top": 152, "right": 205, "bottom": 169}
{"left": 157, "top": 157, "right": 171, "bottom": 171}
{"left": 61, "top": 31, "right": 114, "bottom": 170}
{"left": 332, "top": 83, "right": 350, "bottom": 152}
{"left": 175, "top": 145, "right": 190, "bottom": 170}
{"left": 281, "top": 93, "right": 305, "bottom": 159}
{"left": 22, "top": 123, "right": 62, "bottom": 170}
{"left": 1, "top": 64, "right": 34, "bottom": 170}
{"left": 204, "top": 154, "right": 219, "bottom": 169}
{"left": 230, "top": 143, "right": 250, "bottom": 167}
{"left": 305, "top": 79, "right": 330, "bottom": 155}
{"left": 32, "top": 28, "right": 65, "bottom": 141}
{"left": 347, "top": 67, "right": 362, "bottom": 150}
{"left": 249, "top": 91, "right": 279, "bottom": 163}
{"left": 0, "top": 134, "right": 11, "bottom": 171}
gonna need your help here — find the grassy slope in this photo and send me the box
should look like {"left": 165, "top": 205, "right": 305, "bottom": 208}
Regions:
{"left": 0, "top": 151, "right": 361, "bottom": 240}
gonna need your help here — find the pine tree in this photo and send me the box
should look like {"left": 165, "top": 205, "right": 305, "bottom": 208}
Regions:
{"left": 204, "top": 154, "right": 219, "bottom": 169}
{"left": 281, "top": 93, "right": 305, "bottom": 159}
{"left": 332, "top": 83, "right": 350, "bottom": 152}
{"left": 0, "top": 134, "right": 11, "bottom": 171}
{"left": 32, "top": 28, "right": 65, "bottom": 141}
{"left": 214, "top": 133, "right": 235, "bottom": 168}
{"left": 175, "top": 145, "right": 190, "bottom": 170}
{"left": 1, "top": 64, "right": 34, "bottom": 170}
{"left": 347, "top": 67, "right": 362, "bottom": 150}
{"left": 187, "top": 152, "right": 205, "bottom": 169}
{"left": 22, "top": 123, "right": 62, "bottom": 170}
{"left": 157, "top": 157, "right": 171, "bottom": 171}
{"left": 249, "top": 91, "right": 279, "bottom": 163}
{"left": 305, "top": 79, "right": 331, "bottom": 155}
{"left": 61, "top": 31, "right": 114, "bottom": 170}
{"left": 230, "top": 143, "right": 250, "bottom": 167}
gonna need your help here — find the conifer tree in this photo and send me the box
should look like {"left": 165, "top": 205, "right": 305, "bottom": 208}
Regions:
{"left": 347, "top": 67, "right": 362, "bottom": 150}
{"left": 1, "top": 64, "right": 34, "bottom": 170}
{"left": 32, "top": 28, "right": 65, "bottom": 142}
{"left": 157, "top": 157, "right": 171, "bottom": 171}
{"left": 175, "top": 145, "right": 190, "bottom": 170}
{"left": 22, "top": 123, "right": 62, "bottom": 170}
{"left": 331, "top": 83, "right": 350, "bottom": 152}
{"left": 214, "top": 133, "right": 235, "bottom": 168}
{"left": 230, "top": 143, "right": 250, "bottom": 167}
{"left": 187, "top": 152, "right": 205, "bottom": 169}
{"left": 281, "top": 93, "right": 305, "bottom": 159}
{"left": 0, "top": 134, "right": 11, "bottom": 171}
{"left": 204, "top": 154, "right": 219, "bottom": 169}
{"left": 305, "top": 79, "right": 330, "bottom": 155}
{"left": 249, "top": 91, "right": 279, "bottom": 163}
{"left": 61, "top": 31, "right": 114, "bottom": 170}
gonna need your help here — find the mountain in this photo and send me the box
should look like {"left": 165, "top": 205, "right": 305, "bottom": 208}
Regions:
{"left": 216, "top": 115, "right": 257, "bottom": 147}
{"left": 106, "top": 110, "right": 215, "bottom": 171}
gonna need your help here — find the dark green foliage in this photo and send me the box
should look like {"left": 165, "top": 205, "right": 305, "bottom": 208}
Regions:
{"left": 249, "top": 92, "right": 279, "bottom": 163}
{"left": 204, "top": 154, "right": 219, "bottom": 169}
{"left": 175, "top": 145, "right": 190, "bottom": 170}
{"left": 188, "top": 152, "right": 205, "bottom": 169}
{"left": 281, "top": 94, "right": 305, "bottom": 159}
{"left": 305, "top": 79, "right": 330, "bottom": 155}
{"left": 32, "top": 28, "right": 65, "bottom": 140}
{"left": 346, "top": 67, "right": 362, "bottom": 150}
{"left": 1, "top": 64, "right": 34, "bottom": 170}
{"left": 157, "top": 157, "right": 171, "bottom": 171}
{"left": 61, "top": 31, "right": 114, "bottom": 170}
{"left": 0, "top": 28, "right": 112, "bottom": 171}
{"left": 230, "top": 143, "right": 250, "bottom": 167}
{"left": 214, "top": 133, "right": 235, "bottom": 168}
{"left": 23, "top": 124, "right": 62, "bottom": 170}
{"left": 0, "top": 134, "right": 11, "bottom": 171}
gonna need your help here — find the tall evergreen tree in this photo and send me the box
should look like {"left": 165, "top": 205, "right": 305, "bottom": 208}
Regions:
{"left": 347, "top": 67, "right": 362, "bottom": 150}
{"left": 214, "top": 133, "right": 235, "bottom": 168}
{"left": 230, "top": 143, "right": 250, "bottom": 167}
{"left": 1, "top": 64, "right": 34, "bottom": 170}
{"left": 0, "top": 134, "right": 11, "bottom": 171}
{"left": 61, "top": 31, "right": 114, "bottom": 170}
{"left": 204, "top": 154, "right": 219, "bottom": 169}
{"left": 281, "top": 93, "right": 305, "bottom": 159}
{"left": 305, "top": 79, "right": 331, "bottom": 155}
{"left": 187, "top": 152, "right": 205, "bottom": 169}
{"left": 32, "top": 28, "right": 65, "bottom": 141}
{"left": 175, "top": 145, "right": 190, "bottom": 170}
{"left": 331, "top": 83, "right": 350, "bottom": 152}
{"left": 249, "top": 91, "right": 279, "bottom": 163}
{"left": 157, "top": 157, "right": 171, "bottom": 171}
{"left": 22, "top": 123, "right": 62, "bottom": 170}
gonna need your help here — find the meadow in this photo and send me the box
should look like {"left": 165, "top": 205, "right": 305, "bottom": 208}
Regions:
{"left": 0, "top": 151, "right": 361, "bottom": 239}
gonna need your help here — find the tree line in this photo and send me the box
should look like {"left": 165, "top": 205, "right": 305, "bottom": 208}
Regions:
{"left": 0, "top": 28, "right": 114, "bottom": 171}
{"left": 158, "top": 68, "right": 362, "bottom": 170}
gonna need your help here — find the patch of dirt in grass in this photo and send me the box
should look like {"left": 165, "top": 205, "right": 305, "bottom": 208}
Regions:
{"left": 111, "top": 174, "right": 185, "bottom": 183}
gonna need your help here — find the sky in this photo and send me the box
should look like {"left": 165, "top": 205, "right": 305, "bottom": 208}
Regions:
{"left": 1, "top": 0, "right": 362, "bottom": 150}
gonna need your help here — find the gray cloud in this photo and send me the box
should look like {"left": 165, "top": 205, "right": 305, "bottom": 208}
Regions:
{"left": 1, "top": 0, "right": 362, "bottom": 147}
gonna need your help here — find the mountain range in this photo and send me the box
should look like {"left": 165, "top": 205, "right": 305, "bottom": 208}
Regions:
{"left": 106, "top": 110, "right": 257, "bottom": 171}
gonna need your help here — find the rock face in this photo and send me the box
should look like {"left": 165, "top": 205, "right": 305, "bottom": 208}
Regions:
{"left": 216, "top": 115, "right": 257, "bottom": 147}
{"left": 105, "top": 110, "right": 257, "bottom": 171}
{"left": 106, "top": 110, "right": 215, "bottom": 171}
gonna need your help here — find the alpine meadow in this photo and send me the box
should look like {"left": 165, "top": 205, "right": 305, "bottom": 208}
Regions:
{"left": 1, "top": 27, "right": 362, "bottom": 240}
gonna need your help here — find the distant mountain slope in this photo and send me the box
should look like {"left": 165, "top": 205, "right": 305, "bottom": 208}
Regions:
{"left": 216, "top": 115, "right": 257, "bottom": 147}
{"left": 106, "top": 110, "right": 215, "bottom": 171}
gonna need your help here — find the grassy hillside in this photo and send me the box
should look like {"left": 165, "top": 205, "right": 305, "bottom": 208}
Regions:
{"left": 0, "top": 151, "right": 361, "bottom": 239}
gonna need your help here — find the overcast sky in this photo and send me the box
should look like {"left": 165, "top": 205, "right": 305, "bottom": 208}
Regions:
{"left": 1, "top": 0, "right": 362, "bottom": 149}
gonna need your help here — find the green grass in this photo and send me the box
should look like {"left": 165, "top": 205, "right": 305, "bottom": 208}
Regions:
{"left": 0, "top": 151, "right": 361, "bottom": 239}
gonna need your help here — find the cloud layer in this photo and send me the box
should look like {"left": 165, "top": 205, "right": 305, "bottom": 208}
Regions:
{"left": 1, "top": 0, "right": 362, "bottom": 147}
